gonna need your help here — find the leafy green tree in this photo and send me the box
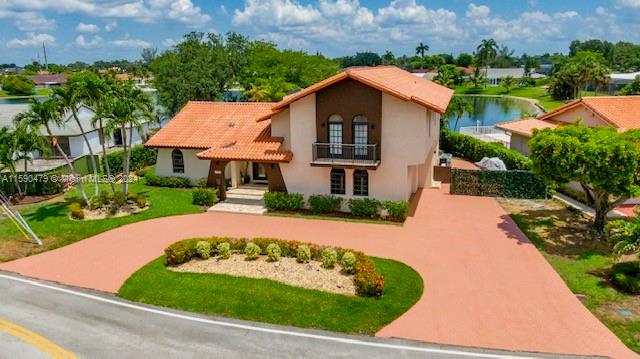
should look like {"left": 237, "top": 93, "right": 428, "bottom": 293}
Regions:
{"left": 548, "top": 51, "right": 610, "bottom": 100}
{"left": 469, "top": 67, "right": 486, "bottom": 89}
{"left": 492, "top": 45, "right": 515, "bottom": 68}
{"left": 382, "top": 51, "right": 395, "bottom": 65}
{"left": 151, "top": 32, "right": 249, "bottom": 114}
{"left": 339, "top": 52, "right": 382, "bottom": 68}
{"left": 433, "top": 65, "right": 461, "bottom": 89}
{"left": 620, "top": 76, "right": 640, "bottom": 95}
{"left": 529, "top": 125, "right": 640, "bottom": 232}
{"left": 455, "top": 53, "right": 474, "bottom": 67}
{"left": 501, "top": 76, "right": 517, "bottom": 94}
{"left": 476, "top": 39, "right": 498, "bottom": 70}
{"left": 444, "top": 96, "right": 473, "bottom": 131}
{"left": 2, "top": 75, "right": 35, "bottom": 96}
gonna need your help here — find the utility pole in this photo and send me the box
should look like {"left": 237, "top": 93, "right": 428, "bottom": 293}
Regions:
{"left": 43, "top": 42, "right": 48, "bottom": 72}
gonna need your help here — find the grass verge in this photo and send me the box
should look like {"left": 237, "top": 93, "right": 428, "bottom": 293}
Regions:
{"left": 117, "top": 256, "right": 423, "bottom": 334}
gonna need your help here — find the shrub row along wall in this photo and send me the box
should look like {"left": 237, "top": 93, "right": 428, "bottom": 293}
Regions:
{"left": 165, "top": 237, "right": 385, "bottom": 297}
{"left": 450, "top": 168, "right": 547, "bottom": 199}
{"left": 103, "top": 145, "right": 158, "bottom": 174}
{"left": 440, "top": 129, "right": 531, "bottom": 170}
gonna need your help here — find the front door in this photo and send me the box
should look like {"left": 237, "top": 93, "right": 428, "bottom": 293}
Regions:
{"left": 252, "top": 163, "right": 268, "bottom": 181}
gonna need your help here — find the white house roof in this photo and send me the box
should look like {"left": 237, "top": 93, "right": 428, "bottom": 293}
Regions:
{"left": 610, "top": 72, "right": 640, "bottom": 80}
{"left": 0, "top": 104, "right": 99, "bottom": 137}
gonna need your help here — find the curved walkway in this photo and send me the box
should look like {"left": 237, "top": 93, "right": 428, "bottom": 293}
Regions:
{"left": 0, "top": 186, "right": 634, "bottom": 358}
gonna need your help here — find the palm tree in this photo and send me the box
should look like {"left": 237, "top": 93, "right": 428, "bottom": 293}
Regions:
{"left": 433, "top": 66, "right": 457, "bottom": 89}
{"left": 476, "top": 39, "right": 498, "bottom": 72}
{"left": 445, "top": 96, "right": 474, "bottom": 131}
{"left": 589, "top": 63, "right": 610, "bottom": 96}
{"left": 12, "top": 123, "right": 49, "bottom": 196}
{"left": 53, "top": 84, "right": 101, "bottom": 197}
{"left": 0, "top": 127, "right": 22, "bottom": 196}
{"left": 14, "top": 99, "right": 91, "bottom": 206}
{"left": 501, "top": 76, "right": 517, "bottom": 94}
{"left": 415, "top": 42, "right": 429, "bottom": 57}
{"left": 469, "top": 67, "right": 486, "bottom": 89}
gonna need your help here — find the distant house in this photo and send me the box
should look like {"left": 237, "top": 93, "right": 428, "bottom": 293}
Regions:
{"left": 27, "top": 74, "right": 68, "bottom": 88}
{"left": 496, "top": 96, "right": 640, "bottom": 155}
{"left": 609, "top": 72, "right": 640, "bottom": 91}
{"left": 482, "top": 68, "right": 546, "bottom": 86}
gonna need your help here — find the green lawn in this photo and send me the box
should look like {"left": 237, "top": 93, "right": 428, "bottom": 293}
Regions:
{"left": 502, "top": 199, "right": 640, "bottom": 353}
{"left": 0, "top": 181, "right": 203, "bottom": 262}
{"left": 454, "top": 85, "right": 581, "bottom": 111}
{"left": 118, "top": 256, "right": 423, "bottom": 334}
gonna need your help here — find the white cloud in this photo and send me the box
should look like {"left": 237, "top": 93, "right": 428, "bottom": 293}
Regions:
{"left": 75, "top": 22, "right": 100, "bottom": 33}
{"left": 617, "top": 0, "right": 640, "bottom": 8}
{"left": 234, "top": 0, "right": 322, "bottom": 27}
{"left": 112, "top": 39, "right": 152, "bottom": 48}
{"left": 105, "top": 20, "right": 118, "bottom": 32}
{"left": 162, "top": 38, "right": 179, "bottom": 47}
{"left": 0, "top": 10, "right": 56, "bottom": 31}
{"left": 75, "top": 34, "right": 103, "bottom": 47}
{"left": 7, "top": 32, "right": 55, "bottom": 48}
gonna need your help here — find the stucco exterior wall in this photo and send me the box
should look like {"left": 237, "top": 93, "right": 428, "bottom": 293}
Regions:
{"left": 155, "top": 148, "right": 211, "bottom": 184}
{"left": 270, "top": 110, "right": 291, "bottom": 151}
{"left": 552, "top": 106, "right": 609, "bottom": 127}
{"left": 509, "top": 133, "right": 531, "bottom": 155}
{"left": 68, "top": 131, "right": 101, "bottom": 158}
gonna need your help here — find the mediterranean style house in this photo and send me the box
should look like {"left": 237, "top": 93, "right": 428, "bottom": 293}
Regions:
{"left": 496, "top": 96, "right": 640, "bottom": 155}
{"left": 145, "top": 66, "right": 453, "bottom": 202}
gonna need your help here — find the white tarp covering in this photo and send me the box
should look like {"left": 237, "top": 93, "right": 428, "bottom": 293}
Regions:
{"left": 475, "top": 157, "right": 507, "bottom": 171}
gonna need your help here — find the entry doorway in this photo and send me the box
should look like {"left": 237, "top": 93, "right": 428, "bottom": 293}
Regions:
{"left": 252, "top": 162, "right": 268, "bottom": 182}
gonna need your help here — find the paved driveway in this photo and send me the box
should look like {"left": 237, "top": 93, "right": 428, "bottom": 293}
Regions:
{"left": 0, "top": 186, "right": 635, "bottom": 358}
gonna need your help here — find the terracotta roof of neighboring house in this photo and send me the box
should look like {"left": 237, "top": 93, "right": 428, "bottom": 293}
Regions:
{"left": 539, "top": 96, "right": 640, "bottom": 130}
{"left": 265, "top": 66, "right": 454, "bottom": 117}
{"left": 115, "top": 73, "right": 130, "bottom": 80}
{"left": 27, "top": 74, "right": 68, "bottom": 86}
{"left": 458, "top": 67, "right": 475, "bottom": 75}
{"left": 145, "top": 102, "right": 292, "bottom": 162}
{"left": 495, "top": 117, "right": 558, "bottom": 137}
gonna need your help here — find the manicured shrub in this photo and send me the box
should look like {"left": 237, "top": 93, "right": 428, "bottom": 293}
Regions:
{"left": 341, "top": 252, "right": 356, "bottom": 274}
{"left": 112, "top": 192, "right": 126, "bottom": 207}
{"left": 134, "top": 195, "right": 147, "bottom": 208}
{"left": 103, "top": 145, "right": 157, "bottom": 174}
{"left": 89, "top": 195, "right": 104, "bottom": 210}
{"left": 266, "top": 243, "right": 281, "bottom": 262}
{"left": 244, "top": 243, "right": 261, "bottom": 260}
{"left": 145, "top": 172, "right": 191, "bottom": 188}
{"left": 192, "top": 188, "right": 219, "bottom": 206}
{"left": 216, "top": 242, "right": 231, "bottom": 259}
{"left": 195, "top": 178, "right": 208, "bottom": 188}
{"left": 195, "top": 241, "right": 212, "bottom": 259}
{"left": 348, "top": 198, "right": 381, "bottom": 218}
{"left": 450, "top": 169, "right": 547, "bottom": 199}
{"left": 354, "top": 258, "right": 385, "bottom": 297}
{"left": 611, "top": 262, "right": 640, "bottom": 294}
{"left": 69, "top": 202, "right": 85, "bottom": 220}
{"left": 263, "top": 192, "right": 304, "bottom": 211}
{"left": 296, "top": 245, "right": 311, "bottom": 263}
{"left": 440, "top": 129, "right": 531, "bottom": 170}
{"left": 322, "top": 248, "right": 338, "bottom": 269}
{"left": 308, "top": 195, "right": 343, "bottom": 214}
{"left": 383, "top": 201, "right": 409, "bottom": 221}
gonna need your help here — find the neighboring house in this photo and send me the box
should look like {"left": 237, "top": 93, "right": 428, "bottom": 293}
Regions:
{"left": 481, "top": 68, "right": 546, "bottom": 86}
{"left": 496, "top": 96, "right": 640, "bottom": 155}
{"left": 27, "top": 74, "right": 68, "bottom": 88}
{"left": 609, "top": 72, "right": 640, "bottom": 91}
{"left": 146, "top": 66, "right": 453, "bottom": 202}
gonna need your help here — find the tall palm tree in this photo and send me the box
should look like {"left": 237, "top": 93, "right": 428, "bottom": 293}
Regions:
{"left": 12, "top": 123, "right": 49, "bottom": 196}
{"left": 0, "top": 127, "right": 22, "bottom": 196}
{"left": 14, "top": 99, "right": 91, "bottom": 206}
{"left": 415, "top": 42, "right": 429, "bottom": 57}
{"left": 53, "top": 84, "right": 100, "bottom": 196}
{"left": 476, "top": 39, "right": 498, "bottom": 72}
{"left": 445, "top": 96, "right": 474, "bottom": 131}
{"left": 501, "top": 76, "right": 517, "bottom": 94}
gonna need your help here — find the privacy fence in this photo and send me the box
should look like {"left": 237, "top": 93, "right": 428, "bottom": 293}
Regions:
{"left": 450, "top": 168, "right": 548, "bottom": 199}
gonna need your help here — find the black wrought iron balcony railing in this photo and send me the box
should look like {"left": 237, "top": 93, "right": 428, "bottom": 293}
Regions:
{"left": 311, "top": 143, "right": 380, "bottom": 166}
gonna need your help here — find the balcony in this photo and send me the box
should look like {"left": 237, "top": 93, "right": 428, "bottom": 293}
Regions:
{"left": 311, "top": 143, "right": 380, "bottom": 168}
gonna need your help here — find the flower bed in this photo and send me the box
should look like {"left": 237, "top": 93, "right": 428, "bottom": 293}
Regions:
{"left": 165, "top": 237, "right": 385, "bottom": 297}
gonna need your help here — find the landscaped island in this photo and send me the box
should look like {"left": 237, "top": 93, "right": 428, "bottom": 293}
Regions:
{"left": 118, "top": 237, "right": 423, "bottom": 334}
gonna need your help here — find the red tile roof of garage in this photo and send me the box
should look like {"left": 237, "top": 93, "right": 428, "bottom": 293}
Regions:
{"left": 145, "top": 102, "right": 292, "bottom": 162}
{"left": 260, "top": 66, "right": 454, "bottom": 119}
{"left": 495, "top": 117, "right": 559, "bottom": 137}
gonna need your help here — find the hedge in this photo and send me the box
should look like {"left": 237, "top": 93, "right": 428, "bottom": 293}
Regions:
{"left": 263, "top": 192, "right": 304, "bottom": 211}
{"left": 0, "top": 172, "right": 64, "bottom": 196}
{"left": 450, "top": 168, "right": 547, "bottom": 199}
{"left": 611, "top": 262, "right": 640, "bottom": 294}
{"left": 102, "top": 145, "right": 157, "bottom": 174}
{"left": 145, "top": 172, "right": 191, "bottom": 188}
{"left": 165, "top": 237, "right": 385, "bottom": 297}
{"left": 440, "top": 129, "right": 531, "bottom": 170}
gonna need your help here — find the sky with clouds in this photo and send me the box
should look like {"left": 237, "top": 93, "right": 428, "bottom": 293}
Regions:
{"left": 1, "top": 0, "right": 640, "bottom": 65}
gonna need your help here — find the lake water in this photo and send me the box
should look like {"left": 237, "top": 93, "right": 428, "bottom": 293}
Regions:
{"left": 0, "top": 97, "right": 35, "bottom": 104}
{"left": 447, "top": 95, "right": 541, "bottom": 131}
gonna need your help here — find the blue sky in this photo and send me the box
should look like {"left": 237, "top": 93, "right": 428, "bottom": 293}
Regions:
{"left": 1, "top": 0, "right": 639, "bottom": 65}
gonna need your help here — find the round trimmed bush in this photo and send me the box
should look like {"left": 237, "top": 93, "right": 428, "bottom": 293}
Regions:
{"left": 244, "top": 243, "right": 261, "bottom": 260}
{"left": 322, "top": 248, "right": 338, "bottom": 269}
{"left": 296, "top": 245, "right": 311, "bottom": 263}
{"left": 217, "top": 242, "right": 231, "bottom": 260}
{"left": 611, "top": 262, "right": 640, "bottom": 294}
{"left": 266, "top": 243, "right": 281, "bottom": 262}
{"left": 341, "top": 252, "right": 356, "bottom": 274}
{"left": 195, "top": 241, "right": 212, "bottom": 259}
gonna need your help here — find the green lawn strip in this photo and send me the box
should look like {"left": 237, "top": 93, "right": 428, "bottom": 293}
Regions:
{"left": 117, "top": 256, "right": 423, "bottom": 334}
{"left": 265, "top": 211, "right": 402, "bottom": 226}
{"left": 0, "top": 182, "right": 202, "bottom": 260}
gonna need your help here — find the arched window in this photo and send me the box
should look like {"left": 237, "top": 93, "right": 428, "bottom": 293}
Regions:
{"left": 353, "top": 115, "right": 368, "bottom": 158}
{"left": 328, "top": 114, "right": 343, "bottom": 157}
{"left": 353, "top": 170, "right": 368, "bottom": 196}
{"left": 330, "top": 168, "right": 345, "bottom": 195}
{"left": 172, "top": 149, "right": 184, "bottom": 173}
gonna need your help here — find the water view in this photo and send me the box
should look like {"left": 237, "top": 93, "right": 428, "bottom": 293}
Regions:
{"left": 447, "top": 95, "right": 541, "bottom": 132}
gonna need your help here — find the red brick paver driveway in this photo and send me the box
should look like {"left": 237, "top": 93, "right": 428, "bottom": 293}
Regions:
{"left": 0, "top": 186, "right": 635, "bottom": 358}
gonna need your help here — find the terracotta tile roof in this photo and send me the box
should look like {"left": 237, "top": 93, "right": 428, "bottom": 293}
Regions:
{"left": 269, "top": 65, "right": 454, "bottom": 115}
{"left": 27, "top": 74, "right": 68, "bottom": 85}
{"left": 145, "top": 101, "right": 292, "bottom": 162}
{"left": 539, "top": 96, "right": 640, "bottom": 130}
{"left": 495, "top": 117, "right": 558, "bottom": 137}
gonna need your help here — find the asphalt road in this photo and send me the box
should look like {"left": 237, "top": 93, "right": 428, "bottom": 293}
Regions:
{"left": 0, "top": 273, "right": 598, "bottom": 359}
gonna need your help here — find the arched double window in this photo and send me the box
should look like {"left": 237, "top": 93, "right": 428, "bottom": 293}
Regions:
{"left": 328, "top": 114, "right": 343, "bottom": 157}
{"left": 172, "top": 149, "right": 184, "bottom": 173}
{"left": 353, "top": 115, "right": 368, "bottom": 158}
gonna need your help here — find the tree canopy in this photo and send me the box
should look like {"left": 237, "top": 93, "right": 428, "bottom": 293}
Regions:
{"left": 2, "top": 75, "right": 35, "bottom": 96}
{"left": 529, "top": 125, "right": 640, "bottom": 232}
